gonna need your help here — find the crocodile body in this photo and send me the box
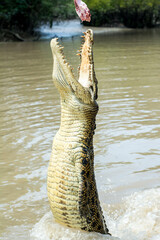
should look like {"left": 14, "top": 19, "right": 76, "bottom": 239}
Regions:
{"left": 47, "top": 29, "right": 110, "bottom": 235}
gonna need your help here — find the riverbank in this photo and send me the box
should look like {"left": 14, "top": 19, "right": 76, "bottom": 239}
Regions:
{"left": 0, "top": 20, "right": 124, "bottom": 41}
{"left": 1, "top": 19, "right": 160, "bottom": 42}
{"left": 1, "top": 20, "right": 160, "bottom": 42}
{"left": 0, "top": 29, "right": 41, "bottom": 42}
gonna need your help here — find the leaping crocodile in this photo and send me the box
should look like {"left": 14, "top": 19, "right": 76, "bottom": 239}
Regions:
{"left": 47, "top": 29, "right": 110, "bottom": 235}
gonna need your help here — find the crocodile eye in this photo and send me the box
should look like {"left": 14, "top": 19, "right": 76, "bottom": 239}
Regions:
{"left": 89, "top": 86, "right": 95, "bottom": 100}
{"left": 90, "top": 86, "right": 93, "bottom": 92}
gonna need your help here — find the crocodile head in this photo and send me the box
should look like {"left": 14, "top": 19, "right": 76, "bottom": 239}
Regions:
{"left": 50, "top": 29, "right": 98, "bottom": 106}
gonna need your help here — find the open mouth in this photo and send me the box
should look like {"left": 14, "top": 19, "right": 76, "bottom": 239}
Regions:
{"left": 50, "top": 29, "right": 97, "bottom": 103}
{"left": 78, "top": 29, "right": 93, "bottom": 88}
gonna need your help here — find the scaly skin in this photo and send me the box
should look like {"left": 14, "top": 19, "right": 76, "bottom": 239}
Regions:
{"left": 47, "top": 29, "right": 110, "bottom": 235}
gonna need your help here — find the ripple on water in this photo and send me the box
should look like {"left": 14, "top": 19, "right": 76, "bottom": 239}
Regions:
{"left": 0, "top": 30, "right": 160, "bottom": 240}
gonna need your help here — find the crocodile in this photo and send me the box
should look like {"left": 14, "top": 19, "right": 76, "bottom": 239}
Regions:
{"left": 47, "top": 29, "right": 110, "bottom": 235}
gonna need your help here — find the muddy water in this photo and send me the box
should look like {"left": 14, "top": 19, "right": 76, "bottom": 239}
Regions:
{"left": 0, "top": 29, "right": 160, "bottom": 240}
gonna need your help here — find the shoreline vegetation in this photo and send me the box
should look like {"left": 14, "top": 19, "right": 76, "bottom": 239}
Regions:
{"left": 0, "top": 0, "right": 160, "bottom": 41}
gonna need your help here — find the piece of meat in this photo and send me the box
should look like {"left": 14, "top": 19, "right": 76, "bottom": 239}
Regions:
{"left": 74, "top": 0, "right": 91, "bottom": 22}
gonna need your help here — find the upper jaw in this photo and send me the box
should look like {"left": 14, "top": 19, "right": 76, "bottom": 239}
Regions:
{"left": 50, "top": 29, "right": 98, "bottom": 104}
{"left": 78, "top": 29, "right": 94, "bottom": 88}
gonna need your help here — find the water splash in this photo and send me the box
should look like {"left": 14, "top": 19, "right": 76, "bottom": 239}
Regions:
{"left": 30, "top": 188, "right": 160, "bottom": 240}
{"left": 38, "top": 20, "right": 83, "bottom": 39}
{"left": 30, "top": 212, "right": 114, "bottom": 240}
{"left": 37, "top": 20, "right": 131, "bottom": 39}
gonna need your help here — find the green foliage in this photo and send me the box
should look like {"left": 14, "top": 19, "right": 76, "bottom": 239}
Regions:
{"left": 0, "top": 0, "right": 159, "bottom": 32}
{"left": 85, "top": 0, "right": 160, "bottom": 27}
{"left": 0, "top": 0, "right": 75, "bottom": 32}
{"left": 83, "top": 0, "right": 116, "bottom": 26}
{"left": 116, "top": 0, "right": 160, "bottom": 27}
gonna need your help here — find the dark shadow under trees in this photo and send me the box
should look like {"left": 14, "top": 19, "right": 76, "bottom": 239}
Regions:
{"left": 0, "top": 0, "right": 75, "bottom": 34}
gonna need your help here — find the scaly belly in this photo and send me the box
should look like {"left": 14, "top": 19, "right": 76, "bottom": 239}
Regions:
{"left": 47, "top": 144, "right": 85, "bottom": 228}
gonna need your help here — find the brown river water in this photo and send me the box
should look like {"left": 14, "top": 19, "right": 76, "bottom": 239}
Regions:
{"left": 0, "top": 28, "right": 160, "bottom": 240}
